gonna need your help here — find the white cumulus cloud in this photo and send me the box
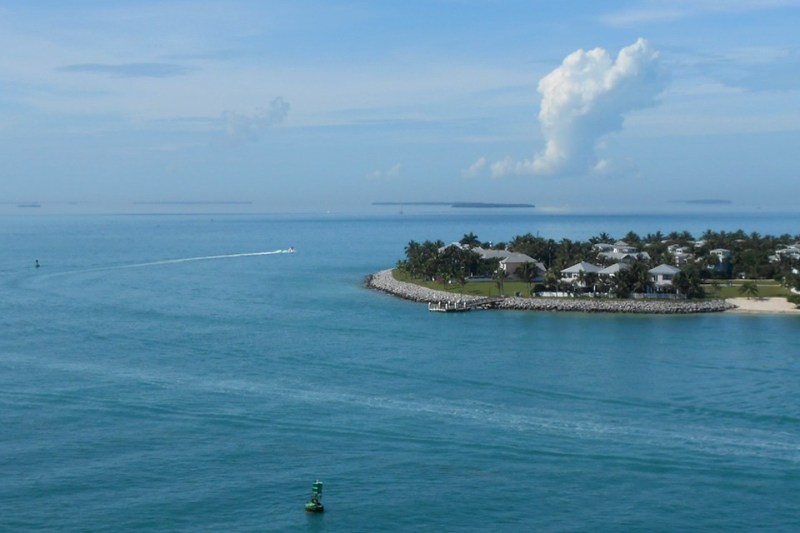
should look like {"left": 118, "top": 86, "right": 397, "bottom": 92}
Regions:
{"left": 461, "top": 156, "right": 487, "bottom": 178}
{"left": 493, "top": 38, "right": 665, "bottom": 178}
{"left": 367, "top": 163, "right": 402, "bottom": 181}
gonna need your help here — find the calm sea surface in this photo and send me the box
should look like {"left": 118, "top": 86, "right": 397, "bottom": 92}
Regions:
{"left": 2, "top": 212, "right": 799, "bottom": 532}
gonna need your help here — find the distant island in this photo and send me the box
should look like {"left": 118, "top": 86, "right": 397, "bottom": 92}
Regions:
{"left": 670, "top": 199, "right": 732, "bottom": 205}
{"left": 373, "top": 201, "right": 535, "bottom": 209}
{"left": 133, "top": 201, "right": 253, "bottom": 205}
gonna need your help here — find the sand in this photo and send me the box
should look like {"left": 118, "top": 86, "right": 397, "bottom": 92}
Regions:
{"left": 725, "top": 297, "right": 800, "bottom": 314}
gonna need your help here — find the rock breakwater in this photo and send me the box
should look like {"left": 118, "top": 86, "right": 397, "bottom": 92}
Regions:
{"left": 365, "top": 269, "right": 736, "bottom": 314}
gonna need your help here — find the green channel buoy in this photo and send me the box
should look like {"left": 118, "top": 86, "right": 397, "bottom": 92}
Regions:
{"left": 305, "top": 480, "right": 324, "bottom": 513}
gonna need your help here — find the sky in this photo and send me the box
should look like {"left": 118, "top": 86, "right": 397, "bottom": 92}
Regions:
{"left": 1, "top": 0, "right": 799, "bottom": 214}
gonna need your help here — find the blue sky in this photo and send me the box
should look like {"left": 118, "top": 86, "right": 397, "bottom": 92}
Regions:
{"left": 1, "top": 0, "right": 799, "bottom": 213}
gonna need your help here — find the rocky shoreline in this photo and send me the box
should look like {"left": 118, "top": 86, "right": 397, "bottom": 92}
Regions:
{"left": 365, "top": 269, "right": 737, "bottom": 314}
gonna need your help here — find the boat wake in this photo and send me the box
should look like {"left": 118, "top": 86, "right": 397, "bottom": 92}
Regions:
{"left": 107, "top": 249, "right": 294, "bottom": 270}
{"left": 37, "top": 249, "right": 295, "bottom": 278}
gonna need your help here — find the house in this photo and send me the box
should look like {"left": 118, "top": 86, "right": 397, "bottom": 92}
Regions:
{"left": 598, "top": 262, "right": 630, "bottom": 278}
{"left": 774, "top": 245, "right": 800, "bottom": 261}
{"left": 649, "top": 264, "right": 681, "bottom": 288}
{"left": 465, "top": 247, "right": 545, "bottom": 280}
{"left": 593, "top": 241, "right": 638, "bottom": 254}
{"left": 672, "top": 251, "right": 694, "bottom": 266}
{"left": 499, "top": 253, "right": 545, "bottom": 280}
{"left": 612, "top": 241, "right": 638, "bottom": 254}
{"left": 596, "top": 241, "right": 650, "bottom": 263}
{"left": 561, "top": 261, "right": 602, "bottom": 285}
{"left": 709, "top": 248, "right": 732, "bottom": 262}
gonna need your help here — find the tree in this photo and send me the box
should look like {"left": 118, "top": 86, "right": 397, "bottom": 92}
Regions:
{"left": 516, "top": 262, "right": 539, "bottom": 296}
{"left": 494, "top": 268, "right": 507, "bottom": 296}
{"left": 459, "top": 232, "right": 480, "bottom": 247}
{"left": 576, "top": 269, "right": 586, "bottom": 293}
{"left": 623, "top": 231, "right": 642, "bottom": 247}
{"left": 615, "top": 259, "right": 651, "bottom": 296}
{"left": 672, "top": 266, "right": 705, "bottom": 298}
{"left": 739, "top": 280, "right": 760, "bottom": 299}
{"left": 584, "top": 272, "right": 599, "bottom": 295}
{"left": 590, "top": 232, "right": 613, "bottom": 244}
{"left": 709, "top": 279, "right": 721, "bottom": 297}
{"left": 544, "top": 269, "right": 559, "bottom": 291}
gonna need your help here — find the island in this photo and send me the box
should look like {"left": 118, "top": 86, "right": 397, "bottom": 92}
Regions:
{"left": 366, "top": 230, "right": 800, "bottom": 314}
{"left": 372, "top": 201, "right": 535, "bottom": 209}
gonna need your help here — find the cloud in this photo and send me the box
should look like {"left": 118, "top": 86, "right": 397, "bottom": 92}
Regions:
{"left": 221, "top": 97, "right": 290, "bottom": 141}
{"left": 492, "top": 38, "right": 665, "bottom": 178}
{"left": 58, "top": 63, "right": 192, "bottom": 78}
{"left": 367, "top": 163, "right": 402, "bottom": 181}
{"left": 461, "top": 156, "right": 486, "bottom": 178}
{"left": 490, "top": 157, "right": 534, "bottom": 178}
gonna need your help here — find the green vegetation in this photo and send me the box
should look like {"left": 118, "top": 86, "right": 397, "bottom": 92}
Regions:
{"left": 393, "top": 269, "right": 529, "bottom": 297}
{"left": 395, "top": 229, "right": 800, "bottom": 300}
{"left": 710, "top": 280, "right": 790, "bottom": 299}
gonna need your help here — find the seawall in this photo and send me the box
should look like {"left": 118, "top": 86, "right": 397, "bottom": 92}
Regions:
{"left": 365, "top": 269, "right": 736, "bottom": 314}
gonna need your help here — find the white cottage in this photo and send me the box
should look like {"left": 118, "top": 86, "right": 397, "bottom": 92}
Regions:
{"left": 649, "top": 264, "right": 681, "bottom": 287}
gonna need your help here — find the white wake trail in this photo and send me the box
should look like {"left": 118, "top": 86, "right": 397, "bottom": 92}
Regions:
{"left": 40, "top": 249, "right": 295, "bottom": 278}
{"left": 114, "top": 249, "right": 293, "bottom": 269}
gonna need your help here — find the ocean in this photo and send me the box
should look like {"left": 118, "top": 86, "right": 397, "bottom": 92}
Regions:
{"left": 2, "top": 211, "right": 799, "bottom": 531}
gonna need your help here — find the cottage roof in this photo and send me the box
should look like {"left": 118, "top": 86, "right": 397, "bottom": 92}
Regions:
{"left": 599, "top": 263, "right": 630, "bottom": 275}
{"left": 649, "top": 264, "right": 681, "bottom": 275}
{"left": 561, "top": 261, "right": 602, "bottom": 274}
{"left": 499, "top": 252, "right": 536, "bottom": 263}
{"left": 474, "top": 247, "right": 510, "bottom": 259}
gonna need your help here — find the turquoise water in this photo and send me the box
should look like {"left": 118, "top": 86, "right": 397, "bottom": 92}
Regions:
{"left": 2, "top": 213, "right": 800, "bottom": 531}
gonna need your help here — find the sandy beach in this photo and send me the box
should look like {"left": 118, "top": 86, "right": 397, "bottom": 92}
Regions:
{"left": 726, "top": 297, "right": 800, "bottom": 314}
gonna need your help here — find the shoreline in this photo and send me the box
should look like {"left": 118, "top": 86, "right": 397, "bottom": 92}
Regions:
{"left": 366, "top": 269, "right": 744, "bottom": 314}
{"left": 724, "top": 297, "right": 800, "bottom": 315}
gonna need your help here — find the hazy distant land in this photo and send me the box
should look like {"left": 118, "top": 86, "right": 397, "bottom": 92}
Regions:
{"left": 670, "top": 199, "right": 732, "bottom": 205}
{"left": 373, "top": 202, "right": 535, "bottom": 209}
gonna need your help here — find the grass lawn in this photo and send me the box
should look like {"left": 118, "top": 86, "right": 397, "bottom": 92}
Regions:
{"left": 393, "top": 270, "right": 795, "bottom": 300}
{"left": 392, "top": 269, "right": 533, "bottom": 297}
{"left": 702, "top": 280, "right": 792, "bottom": 299}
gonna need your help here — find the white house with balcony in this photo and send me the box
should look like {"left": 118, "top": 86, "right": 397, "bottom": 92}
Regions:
{"left": 561, "top": 261, "right": 602, "bottom": 285}
{"left": 649, "top": 264, "right": 681, "bottom": 288}
{"left": 709, "top": 248, "right": 732, "bottom": 261}
{"left": 595, "top": 241, "right": 650, "bottom": 263}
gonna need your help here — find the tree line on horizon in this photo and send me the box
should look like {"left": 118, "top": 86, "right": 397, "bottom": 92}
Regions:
{"left": 396, "top": 229, "right": 800, "bottom": 299}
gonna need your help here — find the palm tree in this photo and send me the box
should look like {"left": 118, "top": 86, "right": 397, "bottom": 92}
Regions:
{"left": 709, "top": 279, "right": 721, "bottom": 297}
{"left": 584, "top": 272, "right": 599, "bottom": 295}
{"left": 739, "top": 280, "right": 760, "bottom": 299}
{"left": 544, "top": 270, "right": 559, "bottom": 291}
{"left": 576, "top": 270, "right": 586, "bottom": 294}
{"left": 673, "top": 264, "right": 705, "bottom": 298}
{"left": 494, "top": 268, "right": 508, "bottom": 296}
{"left": 628, "top": 260, "right": 652, "bottom": 295}
{"left": 459, "top": 232, "right": 480, "bottom": 247}
{"left": 517, "top": 262, "right": 539, "bottom": 296}
{"left": 590, "top": 232, "right": 613, "bottom": 244}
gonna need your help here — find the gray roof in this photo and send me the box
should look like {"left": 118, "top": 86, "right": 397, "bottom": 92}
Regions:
{"left": 599, "top": 262, "right": 630, "bottom": 275}
{"left": 561, "top": 261, "right": 602, "bottom": 274}
{"left": 499, "top": 251, "right": 536, "bottom": 263}
{"left": 502, "top": 256, "right": 545, "bottom": 271}
{"left": 474, "top": 247, "right": 511, "bottom": 260}
{"left": 649, "top": 264, "right": 681, "bottom": 275}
